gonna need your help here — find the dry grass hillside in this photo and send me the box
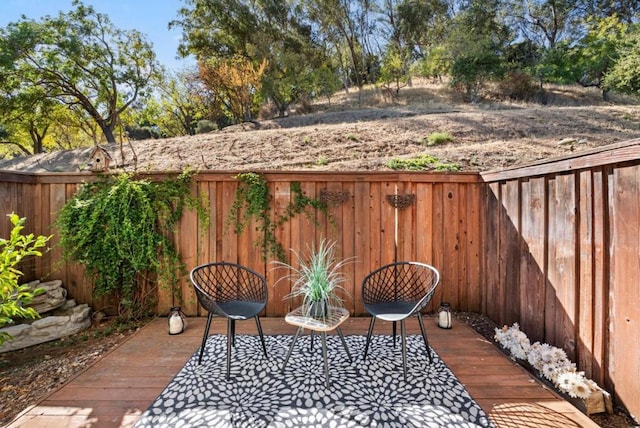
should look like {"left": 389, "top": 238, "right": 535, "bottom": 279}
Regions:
{"left": 1, "top": 80, "right": 640, "bottom": 174}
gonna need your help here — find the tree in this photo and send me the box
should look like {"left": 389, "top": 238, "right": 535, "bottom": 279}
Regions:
{"left": 603, "top": 25, "right": 640, "bottom": 96}
{"left": 502, "top": 0, "right": 585, "bottom": 50}
{"left": 199, "top": 56, "right": 267, "bottom": 123}
{"left": 378, "top": 48, "right": 409, "bottom": 99}
{"left": 396, "top": 0, "right": 450, "bottom": 59}
{"left": 0, "top": 1, "right": 162, "bottom": 144}
{"left": 0, "top": 214, "right": 50, "bottom": 345}
{"left": 447, "top": 0, "right": 509, "bottom": 101}
{"left": 305, "top": 0, "right": 375, "bottom": 91}
{"left": 570, "top": 16, "right": 627, "bottom": 90}
{"left": 172, "top": 0, "right": 333, "bottom": 118}
{"left": 0, "top": 78, "right": 57, "bottom": 155}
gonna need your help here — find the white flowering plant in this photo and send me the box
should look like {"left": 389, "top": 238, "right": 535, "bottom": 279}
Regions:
{"left": 494, "top": 323, "right": 599, "bottom": 400}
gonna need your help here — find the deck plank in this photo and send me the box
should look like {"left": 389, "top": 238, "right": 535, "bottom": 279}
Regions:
{"left": 7, "top": 317, "right": 597, "bottom": 427}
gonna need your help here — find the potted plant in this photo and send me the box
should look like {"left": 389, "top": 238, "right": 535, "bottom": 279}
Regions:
{"left": 274, "top": 239, "right": 354, "bottom": 318}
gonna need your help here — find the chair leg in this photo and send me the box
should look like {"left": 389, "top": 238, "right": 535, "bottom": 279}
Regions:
{"left": 231, "top": 319, "right": 236, "bottom": 347}
{"left": 321, "top": 331, "right": 330, "bottom": 388}
{"left": 392, "top": 321, "right": 397, "bottom": 348}
{"left": 226, "top": 318, "right": 233, "bottom": 380}
{"left": 401, "top": 319, "right": 408, "bottom": 382}
{"left": 255, "top": 316, "right": 268, "bottom": 358}
{"left": 198, "top": 313, "right": 214, "bottom": 365}
{"left": 416, "top": 312, "right": 433, "bottom": 363}
{"left": 363, "top": 316, "right": 376, "bottom": 360}
{"left": 310, "top": 331, "right": 315, "bottom": 351}
{"left": 282, "top": 326, "right": 302, "bottom": 373}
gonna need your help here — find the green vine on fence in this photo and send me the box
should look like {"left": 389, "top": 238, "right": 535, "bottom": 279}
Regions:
{"left": 56, "top": 170, "right": 209, "bottom": 321}
{"left": 227, "top": 173, "right": 331, "bottom": 261}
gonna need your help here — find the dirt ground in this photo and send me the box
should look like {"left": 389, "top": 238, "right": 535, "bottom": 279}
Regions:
{"left": 1, "top": 81, "right": 639, "bottom": 173}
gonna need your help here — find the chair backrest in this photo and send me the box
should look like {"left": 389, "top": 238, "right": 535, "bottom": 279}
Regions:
{"left": 190, "top": 262, "right": 268, "bottom": 314}
{"left": 362, "top": 261, "right": 440, "bottom": 313}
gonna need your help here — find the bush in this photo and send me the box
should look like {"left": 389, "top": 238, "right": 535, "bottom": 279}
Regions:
{"left": 426, "top": 132, "right": 454, "bottom": 146}
{"left": 196, "top": 120, "right": 217, "bottom": 134}
{"left": 0, "top": 214, "right": 50, "bottom": 345}
{"left": 387, "top": 155, "right": 461, "bottom": 172}
{"left": 497, "top": 71, "right": 540, "bottom": 101}
{"left": 56, "top": 172, "right": 208, "bottom": 320}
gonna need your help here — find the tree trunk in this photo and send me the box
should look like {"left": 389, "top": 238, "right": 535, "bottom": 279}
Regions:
{"left": 102, "top": 126, "right": 116, "bottom": 144}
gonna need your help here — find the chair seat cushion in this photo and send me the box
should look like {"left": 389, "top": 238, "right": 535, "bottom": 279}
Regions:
{"left": 364, "top": 301, "right": 416, "bottom": 321}
{"left": 218, "top": 301, "right": 265, "bottom": 319}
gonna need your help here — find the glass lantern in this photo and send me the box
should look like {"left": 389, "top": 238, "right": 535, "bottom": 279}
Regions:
{"left": 168, "top": 306, "right": 187, "bottom": 335}
{"left": 437, "top": 302, "right": 452, "bottom": 329}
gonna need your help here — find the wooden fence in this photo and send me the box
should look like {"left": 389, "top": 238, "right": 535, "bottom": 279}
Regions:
{"left": 481, "top": 139, "right": 640, "bottom": 421}
{"left": 1, "top": 140, "right": 638, "bottom": 420}
{"left": 0, "top": 170, "right": 485, "bottom": 318}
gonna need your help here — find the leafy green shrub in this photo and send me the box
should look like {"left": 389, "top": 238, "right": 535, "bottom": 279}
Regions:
{"left": 386, "top": 155, "right": 461, "bottom": 172}
{"left": 426, "top": 132, "right": 454, "bottom": 146}
{"left": 56, "top": 171, "right": 208, "bottom": 320}
{"left": 435, "top": 163, "right": 462, "bottom": 172}
{"left": 0, "top": 214, "right": 50, "bottom": 345}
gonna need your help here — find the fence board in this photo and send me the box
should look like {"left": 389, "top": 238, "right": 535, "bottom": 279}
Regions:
{"left": 578, "top": 170, "right": 595, "bottom": 378}
{"left": 353, "top": 181, "right": 370, "bottom": 315}
{"left": 592, "top": 169, "right": 607, "bottom": 387}
{"left": 270, "top": 180, "right": 292, "bottom": 316}
{"left": 442, "top": 182, "right": 460, "bottom": 308}
{"left": 610, "top": 165, "right": 640, "bottom": 420}
{"left": 432, "top": 184, "right": 445, "bottom": 307}
{"left": 519, "top": 177, "right": 546, "bottom": 342}
{"left": 465, "top": 182, "right": 482, "bottom": 312}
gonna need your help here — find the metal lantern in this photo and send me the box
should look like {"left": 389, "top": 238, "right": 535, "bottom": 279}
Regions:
{"left": 437, "top": 302, "right": 452, "bottom": 329}
{"left": 168, "top": 306, "right": 187, "bottom": 335}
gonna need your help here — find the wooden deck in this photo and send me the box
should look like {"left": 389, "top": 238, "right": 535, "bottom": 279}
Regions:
{"left": 8, "top": 317, "right": 597, "bottom": 428}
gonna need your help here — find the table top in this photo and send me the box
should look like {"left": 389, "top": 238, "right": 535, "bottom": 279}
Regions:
{"left": 285, "top": 306, "right": 350, "bottom": 332}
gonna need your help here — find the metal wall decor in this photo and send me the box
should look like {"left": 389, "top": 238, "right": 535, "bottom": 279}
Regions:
{"left": 320, "top": 189, "right": 350, "bottom": 206}
{"left": 386, "top": 193, "right": 415, "bottom": 209}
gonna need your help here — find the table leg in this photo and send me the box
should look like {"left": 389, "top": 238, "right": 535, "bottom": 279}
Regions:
{"left": 336, "top": 327, "right": 352, "bottom": 362}
{"left": 321, "top": 331, "right": 330, "bottom": 388}
{"left": 282, "top": 326, "right": 302, "bottom": 373}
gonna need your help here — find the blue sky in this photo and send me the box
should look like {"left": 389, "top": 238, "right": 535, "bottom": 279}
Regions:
{"left": 0, "top": 0, "right": 195, "bottom": 71}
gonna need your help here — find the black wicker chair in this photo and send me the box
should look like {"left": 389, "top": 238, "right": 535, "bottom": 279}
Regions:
{"left": 361, "top": 261, "right": 440, "bottom": 381}
{"left": 190, "top": 262, "right": 268, "bottom": 379}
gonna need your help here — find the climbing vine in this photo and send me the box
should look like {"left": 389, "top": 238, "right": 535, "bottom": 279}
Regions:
{"left": 227, "top": 172, "right": 331, "bottom": 261}
{"left": 56, "top": 170, "right": 209, "bottom": 320}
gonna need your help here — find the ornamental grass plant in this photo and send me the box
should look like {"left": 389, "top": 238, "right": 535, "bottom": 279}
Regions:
{"left": 274, "top": 239, "right": 354, "bottom": 318}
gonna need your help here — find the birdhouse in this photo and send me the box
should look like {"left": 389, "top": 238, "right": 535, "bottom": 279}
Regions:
{"left": 89, "top": 146, "right": 112, "bottom": 172}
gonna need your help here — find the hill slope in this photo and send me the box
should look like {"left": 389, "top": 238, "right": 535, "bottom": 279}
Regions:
{"left": 2, "top": 83, "right": 639, "bottom": 173}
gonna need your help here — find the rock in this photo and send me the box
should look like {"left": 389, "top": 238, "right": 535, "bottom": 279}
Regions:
{"left": 557, "top": 137, "right": 577, "bottom": 146}
{"left": 25, "top": 280, "right": 67, "bottom": 314}
{"left": 0, "top": 281, "right": 92, "bottom": 353}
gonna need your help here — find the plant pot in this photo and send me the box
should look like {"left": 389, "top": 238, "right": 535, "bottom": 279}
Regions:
{"left": 307, "top": 300, "right": 329, "bottom": 318}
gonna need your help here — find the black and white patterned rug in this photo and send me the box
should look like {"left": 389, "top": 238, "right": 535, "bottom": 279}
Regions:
{"left": 135, "top": 334, "right": 493, "bottom": 427}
